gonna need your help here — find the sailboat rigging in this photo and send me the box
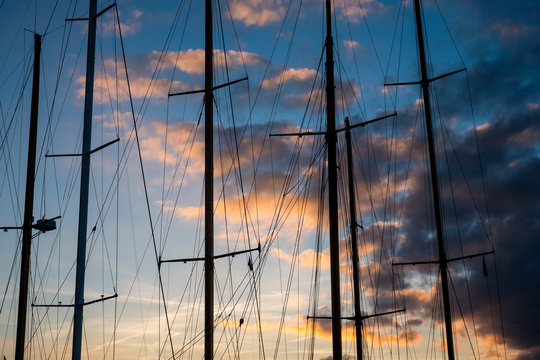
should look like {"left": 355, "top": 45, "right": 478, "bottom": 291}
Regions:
{"left": 0, "top": 0, "right": 511, "bottom": 359}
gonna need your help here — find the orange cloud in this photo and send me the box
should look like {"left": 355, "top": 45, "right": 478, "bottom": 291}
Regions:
{"left": 262, "top": 68, "right": 317, "bottom": 89}
{"left": 343, "top": 40, "right": 359, "bottom": 49}
{"left": 229, "top": 0, "right": 286, "bottom": 27}
{"left": 138, "top": 121, "right": 204, "bottom": 179}
{"left": 154, "top": 49, "right": 263, "bottom": 75}
{"left": 271, "top": 248, "right": 331, "bottom": 269}
{"left": 491, "top": 20, "right": 526, "bottom": 40}
{"left": 337, "top": 0, "right": 386, "bottom": 22}
{"left": 76, "top": 58, "right": 191, "bottom": 102}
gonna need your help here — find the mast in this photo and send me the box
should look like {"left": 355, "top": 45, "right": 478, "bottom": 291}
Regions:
{"left": 412, "top": 0, "right": 455, "bottom": 358}
{"left": 72, "top": 0, "right": 98, "bottom": 357}
{"left": 204, "top": 0, "right": 214, "bottom": 358}
{"left": 324, "top": 0, "right": 342, "bottom": 358}
{"left": 162, "top": 3, "right": 253, "bottom": 358}
{"left": 14, "top": 33, "right": 41, "bottom": 360}
{"left": 345, "top": 118, "right": 363, "bottom": 358}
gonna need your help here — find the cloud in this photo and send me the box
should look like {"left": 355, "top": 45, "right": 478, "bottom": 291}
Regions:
{"left": 336, "top": 0, "right": 387, "bottom": 22}
{"left": 229, "top": 0, "right": 286, "bottom": 27}
{"left": 490, "top": 20, "right": 526, "bottom": 40}
{"left": 343, "top": 40, "right": 359, "bottom": 49}
{"left": 99, "top": 9, "right": 144, "bottom": 37}
{"left": 261, "top": 68, "right": 317, "bottom": 90}
{"left": 271, "top": 247, "right": 331, "bottom": 269}
{"left": 76, "top": 58, "right": 191, "bottom": 102}
{"left": 152, "top": 49, "right": 264, "bottom": 75}
{"left": 384, "top": 103, "right": 540, "bottom": 358}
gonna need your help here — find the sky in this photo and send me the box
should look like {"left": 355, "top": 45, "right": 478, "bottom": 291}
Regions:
{"left": 0, "top": 0, "right": 539, "bottom": 359}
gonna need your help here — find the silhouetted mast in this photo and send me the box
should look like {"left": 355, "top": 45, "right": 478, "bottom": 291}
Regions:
{"left": 204, "top": 0, "right": 214, "bottom": 357}
{"left": 71, "top": 0, "right": 97, "bottom": 356}
{"left": 164, "top": 2, "right": 253, "bottom": 358}
{"left": 412, "top": 0, "right": 455, "bottom": 358}
{"left": 324, "top": 0, "right": 343, "bottom": 358}
{"left": 344, "top": 118, "right": 363, "bottom": 358}
{"left": 14, "top": 33, "right": 41, "bottom": 360}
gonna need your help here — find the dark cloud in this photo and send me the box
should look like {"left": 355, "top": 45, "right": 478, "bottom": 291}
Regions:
{"left": 384, "top": 96, "right": 540, "bottom": 358}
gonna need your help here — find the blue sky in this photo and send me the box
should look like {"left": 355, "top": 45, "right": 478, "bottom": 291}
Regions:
{"left": 0, "top": 0, "right": 538, "bottom": 359}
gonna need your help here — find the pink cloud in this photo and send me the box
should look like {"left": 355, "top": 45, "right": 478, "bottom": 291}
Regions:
{"left": 261, "top": 68, "right": 317, "bottom": 89}
{"left": 343, "top": 40, "right": 359, "bottom": 49}
{"left": 153, "top": 49, "right": 263, "bottom": 75}
{"left": 337, "top": 0, "right": 387, "bottom": 22}
{"left": 229, "top": 0, "right": 286, "bottom": 27}
{"left": 76, "top": 58, "right": 192, "bottom": 102}
{"left": 491, "top": 20, "right": 526, "bottom": 40}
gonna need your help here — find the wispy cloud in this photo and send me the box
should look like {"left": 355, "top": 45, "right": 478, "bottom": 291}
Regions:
{"left": 152, "top": 49, "right": 263, "bottom": 75}
{"left": 229, "top": 0, "right": 286, "bottom": 27}
{"left": 261, "top": 68, "right": 317, "bottom": 90}
{"left": 76, "top": 58, "right": 191, "bottom": 102}
{"left": 336, "top": 0, "right": 387, "bottom": 22}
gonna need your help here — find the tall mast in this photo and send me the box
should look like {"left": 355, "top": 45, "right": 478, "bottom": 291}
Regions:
{"left": 324, "top": 0, "right": 342, "bottom": 358}
{"left": 412, "top": 0, "right": 455, "bottom": 358}
{"left": 72, "top": 0, "right": 98, "bottom": 357}
{"left": 14, "top": 33, "right": 41, "bottom": 360}
{"left": 345, "top": 118, "right": 363, "bottom": 358}
{"left": 204, "top": 0, "right": 214, "bottom": 358}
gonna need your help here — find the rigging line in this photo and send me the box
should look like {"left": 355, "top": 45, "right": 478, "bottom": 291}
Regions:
{"left": 464, "top": 70, "right": 494, "bottom": 248}
{"left": 217, "top": 0, "right": 254, "bottom": 253}
{"left": 161, "top": 84, "right": 171, "bottom": 258}
{"left": 434, "top": 105, "right": 494, "bottom": 244}
{"left": 306, "top": 158, "right": 327, "bottom": 360}
{"left": 40, "top": 3, "right": 85, "bottom": 176}
{"left": 222, "top": 8, "right": 317, "bottom": 251}
{"left": 160, "top": 188, "right": 204, "bottom": 356}
{"left": 88, "top": 167, "right": 117, "bottom": 289}
{"left": 437, "top": 102, "right": 482, "bottom": 357}
{"left": 1, "top": 254, "right": 20, "bottom": 355}
{"left": 384, "top": 0, "right": 407, "bottom": 107}
{"left": 0, "top": 52, "right": 33, "bottom": 194}
{"left": 448, "top": 270, "right": 478, "bottom": 360}
{"left": 491, "top": 256, "right": 508, "bottom": 359}
{"left": 113, "top": 9, "right": 120, "bottom": 357}
{"left": 267, "top": 0, "right": 304, "bottom": 123}
{"left": 224, "top": 0, "right": 309, "bottom": 231}
{"left": 432, "top": 0, "right": 466, "bottom": 67}
{"left": 159, "top": 108, "right": 203, "bottom": 259}
{"left": 221, "top": 0, "right": 253, "bottom": 114}
{"left": 42, "top": 0, "right": 61, "bottom": 36}
{"left": 227, "top": 0, "right": 297, "bottom": 119}
{"left": 0, "top": 232, "right": 22, "bottom": 315}
{"left": 340, "top": 0, "right": 368, "bottom": 118}
{"left": 334, "top": 47, "right": 367, "bottom": 122}
{"left": 0, "top": 0, "right": 33, "bottom": 83}
{"left": 352, "top": 0, "right": 385, "bottom": 82}
{"left": 166, "top": 0, "right": 193, "bottom": 96}
{"left": 214, "top": 120, "right": 236, "bottom": 353}
{"left": 114, "top": 6, "right": 176, "bottom": 358}
{"left": 172, "top": 254, "right": 262, "bottom": 359}
{"left": 271, "top": 135, "right": 325, "bottom": 358}
{"left": 158, "top": 0, "right": 194, "bottom": 256}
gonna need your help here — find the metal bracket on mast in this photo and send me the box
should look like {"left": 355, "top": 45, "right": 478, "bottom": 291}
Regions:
{"left": 336, "top": 112, "right": 397, "bottom": 132}
{"left": 308, "top": 307, "right": 406, "bottom": 322}
{"left": 168, "top": 76, "right": 248, "bottom": 97}
{"left": 269, "top": 112, "right": 397, "bottom": 139}
{"left": 393, "top": 250, "right": 494, "bottom": 266}
{"left": 65, "top": 3, "right": 116, "bottom": 22}
{"left": 384, "top": 68, "right": 466, "bottom": 87}
{"left": 32, "top": 293, "right": 118, "bottom": 308}
{"left": 1, "top": 216, "right": 61, "bottom": 233}
{"left": 45, "top": 137, "right": 120, "bottom": 158}
{"left": 159, "top": 244, "right": 260, "bottom": 268}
